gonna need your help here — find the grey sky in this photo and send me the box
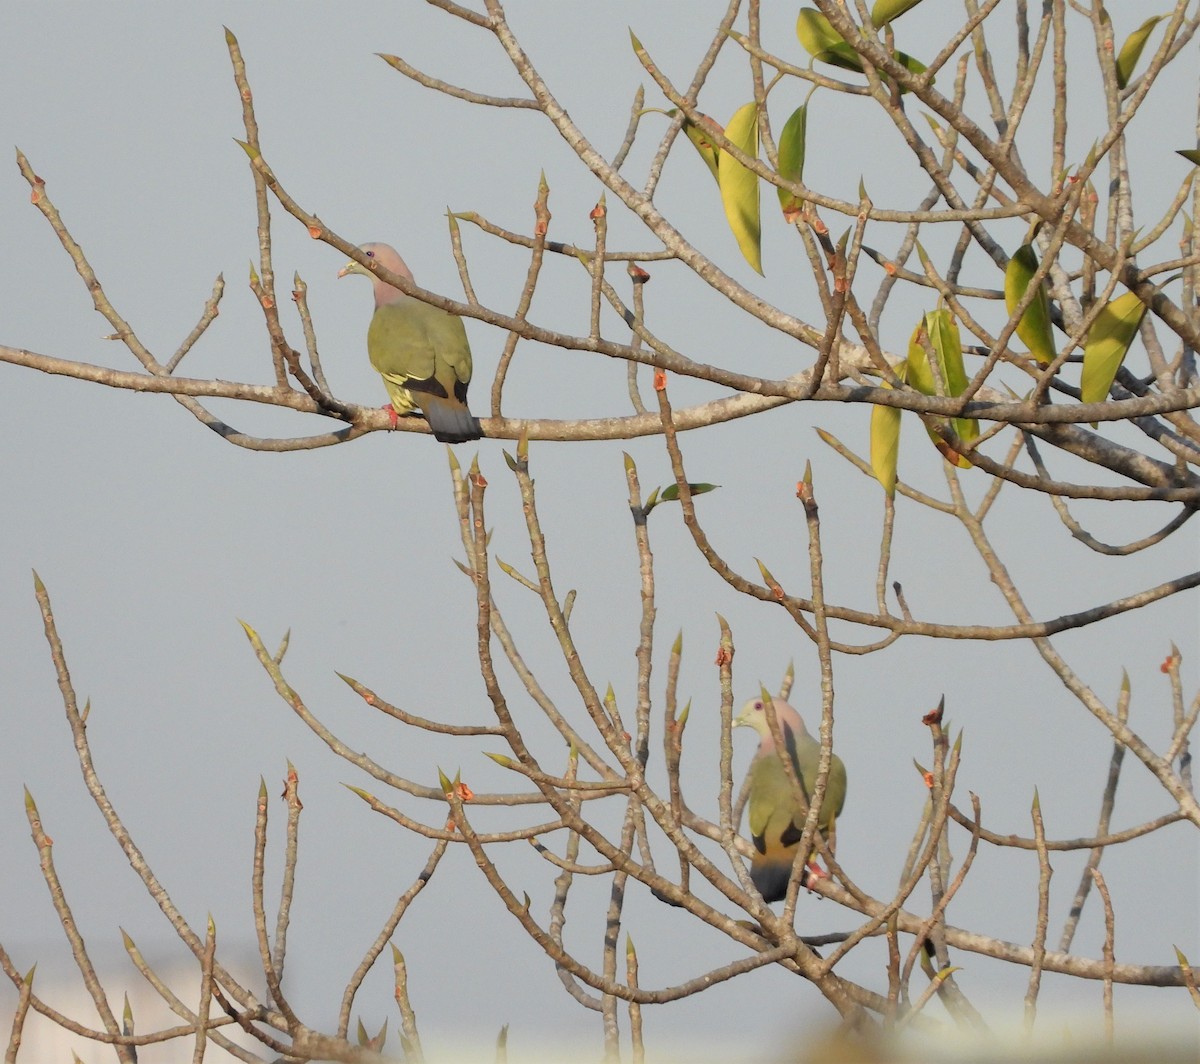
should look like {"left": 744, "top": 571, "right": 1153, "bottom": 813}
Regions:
{"left": 2, "top": 4, "right": 1197, "bottom": 1061}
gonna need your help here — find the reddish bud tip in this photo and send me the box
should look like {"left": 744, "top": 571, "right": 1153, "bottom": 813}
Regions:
{"left": 653, "top": 369, "right": 667, "bottom": 391}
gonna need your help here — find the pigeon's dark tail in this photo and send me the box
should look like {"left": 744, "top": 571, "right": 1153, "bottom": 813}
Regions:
{"left": 423, "top": 396, "right": 483, "bottom": 444}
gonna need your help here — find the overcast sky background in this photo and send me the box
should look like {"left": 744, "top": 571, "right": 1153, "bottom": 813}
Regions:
{"left": 1, "top": 4, "right": 1197, "bottom": 1061}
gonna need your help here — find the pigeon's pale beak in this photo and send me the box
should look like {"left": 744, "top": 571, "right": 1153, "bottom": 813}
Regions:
{"left": 336, "top": 261, "right": 355, "bottom": 279}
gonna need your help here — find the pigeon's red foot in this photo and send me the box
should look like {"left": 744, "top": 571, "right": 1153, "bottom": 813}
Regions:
{"left": 806, "top": 861, "right": 829, "bottom": 882}
{"left": 380, "top": 403, "right": 399, "bottom": 430}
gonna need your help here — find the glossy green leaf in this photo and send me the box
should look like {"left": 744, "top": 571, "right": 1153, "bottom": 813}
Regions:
{"left": 658, "top": 482, "right": 721, "bottom": 502}
{"left": 776, "top": 104, "right": 808, "bottom": 222}
{"left": 1177, "top": 148, "right": 1200, "bottom": 166}
{"left": 1080, "top": 291, "right": 1146, "bottom": 406}
{"left": 1004, "top": 243, "right": 1057, "bottom": 365}
{"left": 671, "top": 110, "right": 722, "bottom": 182}
{"left": 871, "top": 0, "right": 925, "bottom": 27}
{"left": 718, "top": 102, "right": 763, "bottom": 274}
{"left": 870, "top": 372, "right": 903, "bottom": 496}
{"left": 1115, "top": 15, "right": 1166, "bottom": 90}
{"left": 796, "top": 8, "right": 928, "bottom": 85}
{"left": 907, "top": 310, "right": 979, "bottom": 467}
{"left": 797, "top": 9, "right": 862, "bottom": 71}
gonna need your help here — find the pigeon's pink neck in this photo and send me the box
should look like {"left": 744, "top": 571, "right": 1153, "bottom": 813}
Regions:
{"left": 373, "top": 279, "right": 410, "bottom": 309}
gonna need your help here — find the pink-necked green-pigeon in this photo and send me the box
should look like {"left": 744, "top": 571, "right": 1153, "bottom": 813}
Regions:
{"left": 734, "top": 695, "right": 846, "bottom": 901}
{"left": 338, "top": 242, "right": 482, "bottom": 443}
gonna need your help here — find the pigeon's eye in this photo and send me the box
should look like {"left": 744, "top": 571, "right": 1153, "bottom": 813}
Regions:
{"left": 754, "top": 700, "right": 763, "bottom": 710}
{"left": 365, "top": 250, "right": 375, "bottom": 258}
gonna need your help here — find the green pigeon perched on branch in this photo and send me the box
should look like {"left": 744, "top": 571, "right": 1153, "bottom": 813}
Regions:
{"left": 734, "top": 695, "right": 847, "bottom": 902}
{"left": 338, "top": 242, "right": 482, "bottom": 444}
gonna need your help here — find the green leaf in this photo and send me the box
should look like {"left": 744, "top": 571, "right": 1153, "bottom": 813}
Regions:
{"left": 658, "top": 482, "right": 720, "bottom": 502}
{"left": 870, "top": 371, "right": 903, "bottom": 496}
{"left": 907, "top": 310, "right": 979, "bottom": 467}
{"left": 797, "top": 9, "right": 863, "bottom": 72}
{"left": 671, "top": 110, "right": 722, "bottom": 183}
{"left": 718, "top": 102, "right": 763, "bottom": 274}
{"left": 1080, "top": 291, "right": 1146, "bottom": 406}
{"left": 796, "top": 8, "right": 928, "bottom": 85}
{"left": 1004, "top": 243, "right": 1057, "bottom": 366}
{"left": 776, "top": 104, "right": 808, "bottom": 222}
{"left": 1115, "top": 15, "right": 1166, "bottom": 90}
{"left": 871, "top": 0, "right": 925, "bottom": 27}
{"left": 1176, "top": 148, "right": 1200, "bottom": 166}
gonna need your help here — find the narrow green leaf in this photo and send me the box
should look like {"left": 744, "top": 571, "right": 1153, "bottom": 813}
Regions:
{"left": 1080, "top": 291, "right": 1146, "bottom": 406}
{"left": 908, "top": 310, "right": 979, "bottom": 467}
{"left": 796, "top": 9, "right": 862, "bottom": 72}
{"left": 870, "top": 376, "right": 902, "bottom": 496}
{"left": 1176, "top": 148, "right": 1200, "bottom": 166}
{"left": 1004, "top": 244, "right": 1057, "bottom": 365}
{"left": 658, "top": 482, "right": 720, "bottom": 502}
{"left": 672, "top": 111, "right": 722, "bottom": 183}
{"left": 926, "top": 310, "right": 979, "bottom": 464}
{"left": 718, "top": 102, "right": 763, "bottom": 274}
{"left": 796, "top": 8, "right": 928, "bottom": 84}
{"left": 872, "top": 0, "right": 924, "bottom": 26}
{"left": 1115, "top": 15, "right": 1166, "bottom": 90}
{"left": 776, "top": 104, "right": 808, "bottom": 222}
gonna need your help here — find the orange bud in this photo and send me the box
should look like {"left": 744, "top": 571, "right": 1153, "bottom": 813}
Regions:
{"left": 714, "top": 647, "right": 733, "bottom": 667}
{"left": 307, "top": 225, "right": 322, "bottom": 239}
{"left": 653, "top": 369, "right": 667, "bottom": 391}
{"left": 628, "top": 264, "right": 651, "bottom": 283}
{"left": 922, "top": 771, "right": 934, "bottom": 789}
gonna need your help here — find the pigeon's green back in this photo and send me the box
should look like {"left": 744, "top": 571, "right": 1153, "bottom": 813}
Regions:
{"left": 339, "top": 241, "right": 482, "bottom": 443}
{"left": 737, "top": 696, "right": 846, "bottom": 902}
{"left": 367, "top": 297, "right": 473, "bottom": 414}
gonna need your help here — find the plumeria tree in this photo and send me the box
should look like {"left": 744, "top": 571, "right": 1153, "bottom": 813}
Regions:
{"left": 3, "top": 2, "right": 1198, "bottom": 1061}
